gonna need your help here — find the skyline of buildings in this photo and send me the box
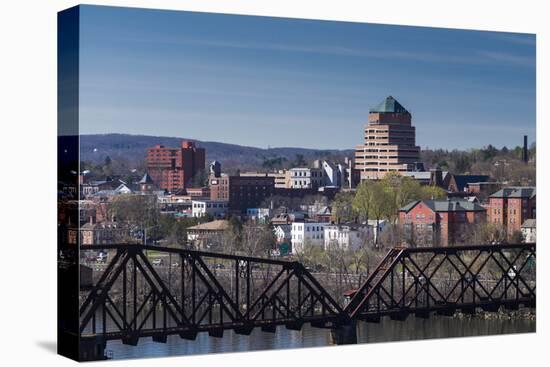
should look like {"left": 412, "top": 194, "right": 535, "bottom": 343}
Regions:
{"left": 72, "top": 92, "right": 537, "bottom": 251}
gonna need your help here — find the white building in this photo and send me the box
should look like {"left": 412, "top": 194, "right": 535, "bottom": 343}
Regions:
{"left": 324, "top": 224, "right": 370, "bottom": 251}
{"left": 191, "top": 200, "right": 229, "bottom": 218}
{"left": 367, "top": 219, "right": 388, "bottom": 243}
{"left": 322, "top": 160, "right": 343, "bottom": 187}
{"left": 273, "top": 224, "right": 291, "bottom": 244}
{"left": 291, "top": 222, "right": 328, "bottom": 254}
{"left": 288, "top": 167, "right": 323, "bottom": 189}
{"left": 246, "top": 208, "right": 272, "bottom": 223}
{"left": 521, "top": 219, "right": 536, "bottom": 243}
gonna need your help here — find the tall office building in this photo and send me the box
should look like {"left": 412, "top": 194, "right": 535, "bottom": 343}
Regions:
{"left": 146, "top": 140, "right": 205, "bottom": 192}
{"left": 354, "top": 96, "right": 420, "bottom": 180}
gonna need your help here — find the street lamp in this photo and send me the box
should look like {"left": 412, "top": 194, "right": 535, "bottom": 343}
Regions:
{"left": 143, "top": 224, "right": 161, "bottom": 246}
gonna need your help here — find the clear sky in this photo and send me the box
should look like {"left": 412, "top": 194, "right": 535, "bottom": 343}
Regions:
{"left": 79, "top": 5, "right": 536, "bottom": 150}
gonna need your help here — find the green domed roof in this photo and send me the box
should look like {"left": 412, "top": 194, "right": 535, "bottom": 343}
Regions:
{"left": 370, "top": 96, "right": 409, "bottom": 113}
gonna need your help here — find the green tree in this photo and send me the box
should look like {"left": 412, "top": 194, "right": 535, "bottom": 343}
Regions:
{"left": 292, "top": 154, "right": 307, "bottom": 167}
{"left": 369, "top": 182, "right": 393, "bottom": 244}
{"left": 381, "top": 173, "right": 422, "bottom": 214}
{"left": 353, "top": 180, "right": 375, "bottom": 223}
{"left": 420, "top": 185, "right": 447, "bottom": 200}
{"left": 331, "top": 191, "right": 355, "bottom": 223}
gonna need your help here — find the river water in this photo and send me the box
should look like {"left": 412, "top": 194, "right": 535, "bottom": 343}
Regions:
{"left": 105, "top": 315, "right": 535, "bottom": 360}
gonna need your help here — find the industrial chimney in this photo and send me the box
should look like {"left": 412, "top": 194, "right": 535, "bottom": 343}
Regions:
{"left": 523, "top": 135, "right": 529, "bottom": 164}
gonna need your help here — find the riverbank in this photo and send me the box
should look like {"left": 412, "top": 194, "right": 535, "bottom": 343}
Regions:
{"left": 454, "top": 308, "right": 536, "bottom": 321}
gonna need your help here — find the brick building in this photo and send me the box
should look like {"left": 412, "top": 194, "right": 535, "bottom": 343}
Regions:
{"left": 146, "top": 140, "right": 205, "bottom": 192}
{"left": 354, "top": 96, "right": 420, "bottom": 180}
{"left": 446, "top": 174, "right": 490, "bottom": 193}
{"left": 399, "top": 199, "right": 486, "bottom": 246}
{"left": 209, "top": 174, "right": 229, "bottom": 201}
{"left": 80, "top": 219, "right": 128, "bottom": 245}
{"left": 228, "top": 174, "right": 275, "bottom": 213}
{"left": 241, "top": 171, "right": 287, "bottom": 188}
{"left": 488, "top": 187, "right": 536, "bottom": 235}
{"left": 466, "top": 181, "right": 503, "bottom": 200}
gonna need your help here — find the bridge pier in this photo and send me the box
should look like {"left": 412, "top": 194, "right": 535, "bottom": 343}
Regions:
{"left": 330, "top": 320, "right": 357, "bottom": 345}
{"left": 79, "top": 335, "right": 107, "bottom": 361}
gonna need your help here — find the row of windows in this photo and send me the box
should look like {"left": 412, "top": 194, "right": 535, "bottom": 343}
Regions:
{"left": 193, "top": 202, "right": 228, "bottom": 209}
{"left": 361, "top": 168, "right": 408, "bottom": 172}
{"left": 327, "top": 231, "right": 348, "bottom": 239}
{"left": 292, "top": 233, "right": 325, "bottom": 240}
{"left": 232, "top": 186, "right": 270, "bottom": 190}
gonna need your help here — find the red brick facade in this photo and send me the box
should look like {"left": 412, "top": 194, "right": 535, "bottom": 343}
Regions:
{"left": 399, "top": 199, "right": 486, "bottom": 246}
{"left": 209, "top": 174, "right": 230, "bottom": 201}
{"left": 488, "top": 187, "right": 536, "bottom": 235}
{"left": 146, "top": 140, "right": 205, "bottom": 192}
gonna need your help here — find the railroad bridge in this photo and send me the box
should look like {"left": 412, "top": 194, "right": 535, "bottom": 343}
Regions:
{"left": 78, "top": 243, "right": 535, "bottom": 360}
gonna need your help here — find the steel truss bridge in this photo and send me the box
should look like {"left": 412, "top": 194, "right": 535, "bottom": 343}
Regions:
{"left": 79, "top": 243, "right": 535, "bottom": 352}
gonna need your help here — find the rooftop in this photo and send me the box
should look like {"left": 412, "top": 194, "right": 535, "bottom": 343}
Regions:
{"left": 400, "top": 199, "right": 486, "bottom": 213}
{"left": 187, "top": 220, "right": 230, "bottom": 231}
{"left": 369, "top": 96, "right": 409, "bottom": 114}
{"left": 490, "top": 187, "right": 536, "bottom": 199}
{"left": 452, "top": 175, "right": 490, "bottom": 191}
{"left": 139, "top": 173, "right": 154, "bottom": 184}
{"left": 521, "top": 219, "right": 536, "bottom": 228}
{"left": 402, "top": 171, "right": 450, "bottom": 181}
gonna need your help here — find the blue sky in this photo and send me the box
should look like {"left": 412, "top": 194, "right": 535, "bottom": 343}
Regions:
{"left": 79, "top": 5, "right": 536, "bottom": 150}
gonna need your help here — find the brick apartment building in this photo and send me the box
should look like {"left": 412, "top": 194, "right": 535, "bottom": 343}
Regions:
{"left": 488, "top": 187, "right": 536, "bottom": 235}
{"left": 240, "top": 171, "right": 288, "bottom": 188}
{"left": 209, "top": 169, "right": 279, "bottom": 211}
{"left": 399, "top": 199, "right": 486, "bottom": 246}
{"left": 355, "top": 96, "right": 420, "bottom": 180}
{"left": 228, "top": 174, "right": 275, "bottom": 213}
{"left": 146, "top": 140, "right": 205, "bottom": 192}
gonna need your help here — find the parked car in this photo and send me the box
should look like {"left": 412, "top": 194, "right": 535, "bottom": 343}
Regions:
{"left": 152, "top": 258, "right": 164, "bottom": 266}
{"left": 96, "top": 252, "right": 108, "bottom": 263}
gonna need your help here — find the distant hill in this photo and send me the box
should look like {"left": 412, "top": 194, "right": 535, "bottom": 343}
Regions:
{"left": 80, "top": 134, "right": 354, "bottom": 172}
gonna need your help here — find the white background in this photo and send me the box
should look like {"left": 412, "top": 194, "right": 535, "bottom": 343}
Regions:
{"left": 0, "top": 0, "right": 547, "bottom": 366}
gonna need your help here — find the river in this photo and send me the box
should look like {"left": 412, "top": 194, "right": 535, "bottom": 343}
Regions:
{"left": 105, "top": 315, "right": 535, "bottom": 360}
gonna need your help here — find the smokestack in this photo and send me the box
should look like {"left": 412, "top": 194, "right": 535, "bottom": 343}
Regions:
{"left": 521, "top": 135, "right": 529, "bottom": 163}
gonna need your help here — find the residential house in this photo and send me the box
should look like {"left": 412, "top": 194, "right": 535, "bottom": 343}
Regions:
{"left": 367, "top": 219, "right": 388, "bottom": 244}
{"left": 324, "top": 224, "right": 370, "bottom": 251}
{"left": 521, "top": 219, "right": 536, "bottom": 243}
{"left": 312, "top": 206, "right": 332, "bottom": 223}
{"left": 273, "top": 224, "right": 291, "bottom": 244}
{"left": 187, "top": 220, "right": 230, "bottom": 249}
{"left": 291, "top": 221, "right": 328, "bottom": 254}
{"left": 271, "top": 212, "right": 306, "bottom": 225}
